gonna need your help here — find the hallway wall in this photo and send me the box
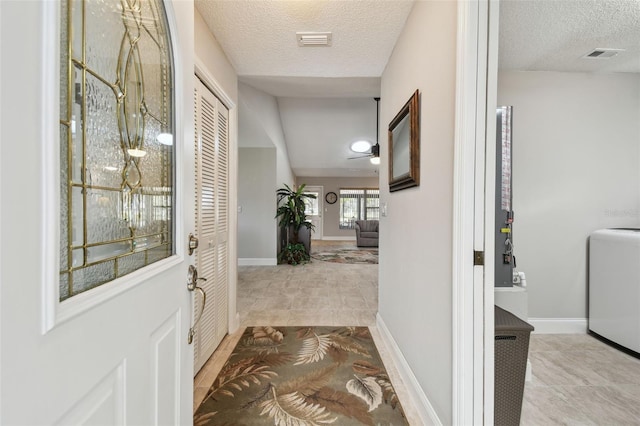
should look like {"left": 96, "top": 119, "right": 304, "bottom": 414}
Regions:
{"left": 237, "top": 83, "right": 296, "bottom": 263}
{"left": 239, "top": 83, "right": 296, "bottom": 189}
{"left": 195, "top": 10, "right": 237, "bottom": 102}
{"left": 379, "top": 1, "right": 458, "bottom": 423}
{"left": 238, "top": 148, "right": 278, "bottom": 262}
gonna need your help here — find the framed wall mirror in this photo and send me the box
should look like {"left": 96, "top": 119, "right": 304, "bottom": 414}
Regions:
{"left": 388, "top": 89, "right": 420, "bottom": 192}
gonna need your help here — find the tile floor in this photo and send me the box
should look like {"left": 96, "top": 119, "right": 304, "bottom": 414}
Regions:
{"left": 194, "top": 241, "right": 421, "bottom": 424}
{"left": 194, "top": 241, "right": 640, "bottom": 425}
{"left": 236, "top": 248, "right": 379, "bottom": 327}
{"left": 521, "top": 333, "right": 640, "bottom": 425}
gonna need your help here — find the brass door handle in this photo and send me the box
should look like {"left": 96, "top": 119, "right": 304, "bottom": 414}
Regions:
{"left": 187, "top": 265, "right": 207, "bottom": 344}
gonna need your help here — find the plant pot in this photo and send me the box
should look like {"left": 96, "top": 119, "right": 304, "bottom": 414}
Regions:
{"left": 296, "top": 225, "right": 311, "bottom": 255}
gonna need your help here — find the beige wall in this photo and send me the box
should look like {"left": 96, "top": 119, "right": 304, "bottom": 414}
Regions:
{"left": 297, "top": 176, "right": 379, "bottom": 238}
{"left": 379, "top": 1, "right": 458, "bottom": 423}
{"left": 194, "top": 9, "right": 237, "bottom": 102}
{"left": 238, "top": 148, "right": 278, "bottom": 260}
{"left": 240, "top": 83, "right": 296, "bottom": 189}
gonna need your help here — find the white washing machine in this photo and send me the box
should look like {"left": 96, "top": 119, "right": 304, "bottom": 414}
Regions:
{"left": 589, "top": 228, "right": 640, "bottom": 353}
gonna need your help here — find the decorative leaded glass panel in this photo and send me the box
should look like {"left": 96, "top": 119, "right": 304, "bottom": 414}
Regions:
{"left": 60, "top": 0, "right": 175, "bottom": 301}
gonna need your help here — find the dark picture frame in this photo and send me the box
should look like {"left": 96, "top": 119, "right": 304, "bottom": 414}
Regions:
{"left": 388, "top": 89, "right": 420, "bottom": 192}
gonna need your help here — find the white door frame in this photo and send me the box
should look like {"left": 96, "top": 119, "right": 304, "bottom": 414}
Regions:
{"left": 452, "top": 0, "right": 497, "bottom": 423}
{"left": 483, "top": 2, "right": 500, "bottom": 422}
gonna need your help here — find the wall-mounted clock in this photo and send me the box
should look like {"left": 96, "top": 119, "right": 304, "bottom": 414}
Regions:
{"left": 325, "top": 191, "right": 337, "bottom": 204}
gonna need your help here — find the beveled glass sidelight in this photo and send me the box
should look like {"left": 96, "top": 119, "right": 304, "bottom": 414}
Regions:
{"left": 59, "top": 0, "right": 175, "bottom": 301}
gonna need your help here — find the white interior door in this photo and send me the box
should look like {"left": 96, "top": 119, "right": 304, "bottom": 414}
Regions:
{"left": 0, "top": 1, "right": 194, "bottom": 424}
{"left": 193, "top": 77, "right": 230, "bottom": 373}
{"left": 304, "top": 186, "right": 323, "bottom": 240}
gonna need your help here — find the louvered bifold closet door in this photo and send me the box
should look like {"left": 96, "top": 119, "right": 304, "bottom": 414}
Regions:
{"left": 214, "top": 103, "right": 229, "bottom": 351}
{"left": 194, "top": 78, "right": 230, "bottom": 373}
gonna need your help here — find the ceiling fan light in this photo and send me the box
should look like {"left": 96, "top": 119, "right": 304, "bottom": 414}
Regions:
{"left": 370, "top": 156, "right": 380, "bottom": 165}
{"left": 350, "top": 140, "right": 371, "bottom": 153}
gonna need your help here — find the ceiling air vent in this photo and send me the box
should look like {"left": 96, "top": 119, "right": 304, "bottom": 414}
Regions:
{"left": 583, "top": 48, "right": 625, "bottom": 59}
{"left": 296, "top": 32, "right": 332, "bottom": 47}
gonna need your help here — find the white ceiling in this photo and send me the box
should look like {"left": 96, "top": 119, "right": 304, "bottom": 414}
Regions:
{"left": 195, "top": 0, "right": 414, "bottom": 177}
{"left": 499, "top": 0, "right": 640, "bottom": 73}
{"left": 278, "top": 97, "right": 380, "bottom": 177}
{"left": 195, "top": 0, "right": 415, "bottom": 79}
{"left": 196, "top": 0, "right": 639, "bottom": 178}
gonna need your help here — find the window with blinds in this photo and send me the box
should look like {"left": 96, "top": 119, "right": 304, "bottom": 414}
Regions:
{"left": 339, "top": 189, "right": 380, "bottom": 229}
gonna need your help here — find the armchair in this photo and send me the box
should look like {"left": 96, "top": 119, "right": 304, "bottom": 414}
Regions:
{"left": 355, "top": 220, "right": 379, "bottom": 247}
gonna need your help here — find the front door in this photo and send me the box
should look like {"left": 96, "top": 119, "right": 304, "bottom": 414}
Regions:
{"left": 0, "top": 1, "right": 194, "bottom": 424}
{"left": 304, "top": 186, "right": 323, "bottom": 240}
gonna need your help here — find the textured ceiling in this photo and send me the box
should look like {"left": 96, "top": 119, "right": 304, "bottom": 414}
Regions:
{"left": 194, "top": 0, "right": 412, "bottom": 177}
{"left": 499, "top": 0, "right": 640, "bottom": 73}
{"left": 197, "top": 0, "right": 639, "bottom": 178}
{"left": 195, "top": 0, "right": 415, "bottom": 78}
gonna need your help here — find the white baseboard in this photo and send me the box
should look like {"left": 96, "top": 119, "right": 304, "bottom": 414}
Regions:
{"left": 376, "top": 313, "right": 442, "bottom": 426}
{"left": 237, "top": 258, "right": 277, "bottom": 266}
{"left": 528, "top": 318, "right": 587, "bottom": 334}
{"left": 321, "top": 236, "right": 356, "bottom": 241}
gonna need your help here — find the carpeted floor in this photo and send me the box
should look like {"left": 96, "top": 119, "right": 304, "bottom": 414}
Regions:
{"left": 194, "top": 326, "right": 407, "bottom": 426}
{"left": 311, "top": 247, "right": 378, "bottom": 264}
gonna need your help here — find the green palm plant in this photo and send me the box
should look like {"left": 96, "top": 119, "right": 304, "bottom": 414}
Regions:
{"left": 275, "top": 184, "right": 316, "bottom": 264}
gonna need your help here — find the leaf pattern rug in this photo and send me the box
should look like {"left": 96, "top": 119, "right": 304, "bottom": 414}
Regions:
{"left": 194, "top": 326, "right": 408, "bottom": 426}
{"left": 311, "top": 248, "right": 378, "bottom": 264}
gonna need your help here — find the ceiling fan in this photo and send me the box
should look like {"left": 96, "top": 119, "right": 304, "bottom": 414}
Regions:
{"left": 348, "top": 97, "right": 380, "bottom": 164}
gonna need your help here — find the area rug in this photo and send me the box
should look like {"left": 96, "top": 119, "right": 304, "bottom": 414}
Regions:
{"left": 311, "top": 248, "right": 378, "bottom": 264}
{"left": 194, "top": 326, "right": 407, "bottom": 426}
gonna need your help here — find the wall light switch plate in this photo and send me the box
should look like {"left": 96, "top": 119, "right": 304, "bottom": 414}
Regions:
{"left": 237, "top": 206, "right": 242, "bottom": 213}
{"left": 381, "top": 202, "right": 388, "bottom": 217}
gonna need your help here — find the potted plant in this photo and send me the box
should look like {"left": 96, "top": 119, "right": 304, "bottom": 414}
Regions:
{"left": 278, "top": 242, "right": 309, "bottom": 265}
{"left": 275, "top": 183, "right": 316, "bottom": 264}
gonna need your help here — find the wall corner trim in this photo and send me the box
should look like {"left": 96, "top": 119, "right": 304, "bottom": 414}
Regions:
{"left": 528, "top": 318, "right": 588, "bottom": 334}
{"left": 237, "top": 258, "right": 277, "bottom": 266}
{"left": 376, "top": 313, "right": 443, "bottom": 426}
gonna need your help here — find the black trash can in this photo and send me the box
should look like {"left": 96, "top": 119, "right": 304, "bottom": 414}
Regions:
{"left": 494, "top": 305, "right": 534, "bottom": 426}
